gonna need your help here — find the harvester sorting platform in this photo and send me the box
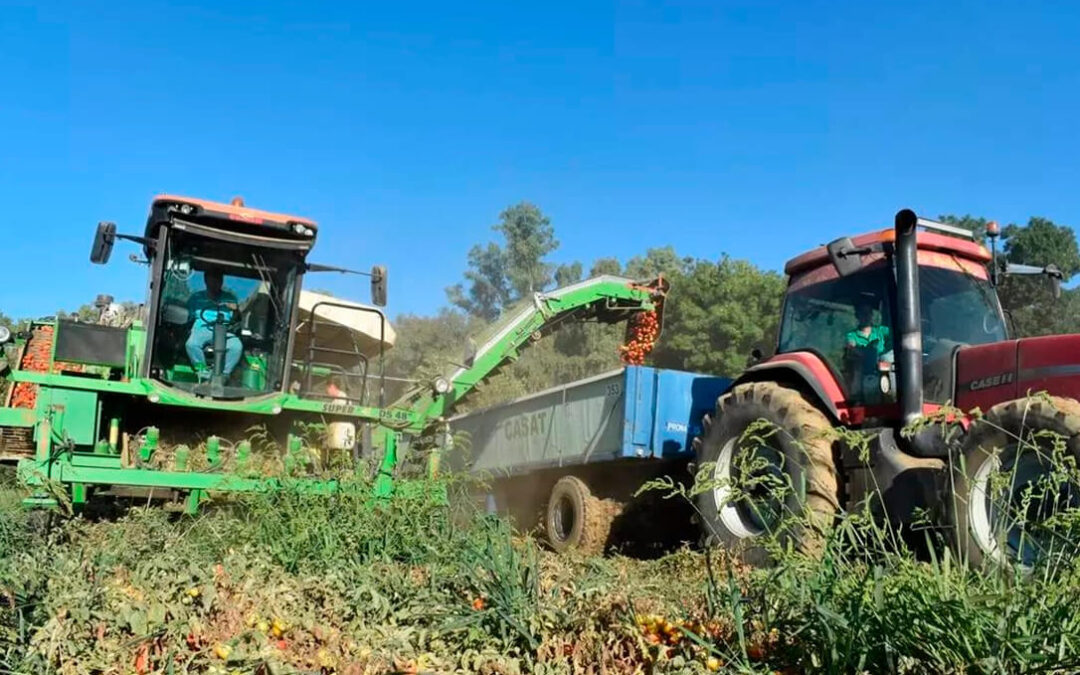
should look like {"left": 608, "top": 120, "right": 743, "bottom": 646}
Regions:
{"left": 0, "top": 195, "right": 666, "bottom": 513}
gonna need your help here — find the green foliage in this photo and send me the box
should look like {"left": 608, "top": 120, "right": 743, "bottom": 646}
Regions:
{"left": 447, "top": 202, "right": 559, "bottom": 321}
{"left": 652, "top": 256, "right": 785, "bottom": 375}
{"left": 383, "top": 309, "right": 480, "bottom": 398}
{"left": 5, "top": 423, "right": 1080, "bottom": 674}
{"left": 447, "top": 241, "right": 512, "bottom": 322}
{"left": 497, "top": 202, "right": 559, "bottom": 298}
{"left": 589, "top": 257, "right": 622, "bottom": 277}
{"left": 554, "top": 261, "right": 583, "bottom": 287}
{"left": 625, "top": 246, "right": 689, "bottom": 279}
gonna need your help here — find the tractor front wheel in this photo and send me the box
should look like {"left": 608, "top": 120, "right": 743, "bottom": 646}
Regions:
{"left": 951, "top": 396, "right": 1080, "bottom": 568}
{"left": 695, "top": 382, "right": 840, "bottom": 564}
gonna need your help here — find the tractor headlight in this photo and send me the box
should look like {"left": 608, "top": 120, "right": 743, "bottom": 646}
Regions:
{"left": 432, "top": 376, "right": 451, "bottom": 395}
{"left": 0, "top": 326, "right": 10, "bottom": 344}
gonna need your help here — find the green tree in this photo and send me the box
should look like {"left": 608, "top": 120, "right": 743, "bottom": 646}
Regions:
{"left": 446, "top": 242, "right": 512, "bottom": 322}
{"left": 625, "top": 246, "right": 688, "bottom": 279}
{"left": 589, "top": 257, "right": 622, "bottom": 277}
{"left": 554, "top": 262, "right": 583, "bottom": 287}
{"left": 447, "top": 202, "right": 558, "bottom": 321}
{"left": 651, "top": 256, "right": 785, "bottom": 375}
{"left": 497, "top": 202, "right": 558, "bottom": 298}
{"left": 384, "top": 309, "right": 478, "bottom": 382}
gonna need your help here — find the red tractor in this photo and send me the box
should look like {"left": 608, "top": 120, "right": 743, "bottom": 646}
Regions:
{"left": 696, "top": 209, "right": 1076, "bottom": 566}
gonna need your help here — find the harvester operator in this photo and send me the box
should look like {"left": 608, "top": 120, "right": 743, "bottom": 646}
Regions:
{"left": 185, "top": 269, "right": 243, "bottom": 380}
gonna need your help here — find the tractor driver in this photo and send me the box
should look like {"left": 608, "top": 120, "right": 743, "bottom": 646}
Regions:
{"left": 845, "top": 296, "right": 891, "bottom": 357}
{"left": 185, "top": 269, "right": 243, "bottom": 380}
{"left": 843, "top": 295, "right": 892, "bottom": 395}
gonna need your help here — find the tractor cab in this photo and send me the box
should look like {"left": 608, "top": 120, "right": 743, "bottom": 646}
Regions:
{"left": 91, "top": 195, "right": 388, "bottom": 401}
{"left": 778, "top": 223, "right": 1009, "bottom": 413}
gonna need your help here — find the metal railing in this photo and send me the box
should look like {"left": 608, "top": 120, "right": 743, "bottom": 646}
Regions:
{"left": 298, "top": 300, "right": 389, "bottom": 408}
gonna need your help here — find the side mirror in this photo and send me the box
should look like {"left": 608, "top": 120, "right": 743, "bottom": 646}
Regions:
{"left": 91, "top": 222, "right": 117, "bottom": 264}
{"left": 463, "top": 338, "right": 477, "bottom": 369}
{"left": 749, "top": 346, "right": 764, "bottom": 365}
{"left": 370, "top": 264, "right": 388, "bottom": 307}
{"left": 826, "top": 237, "right": 864, "bottom": 277}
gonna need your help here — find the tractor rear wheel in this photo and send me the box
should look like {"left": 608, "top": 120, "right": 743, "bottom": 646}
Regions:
{"left": 545, "top": 476, "right": 618, "bottom": 555}
{"left": 951, "top": 396, "right": 1080, "bottom": 568}
{"left": 695, "top": 382, "right": 840, "bottom": 564}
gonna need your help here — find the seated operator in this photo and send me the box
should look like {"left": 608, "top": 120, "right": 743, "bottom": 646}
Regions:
{"left": 185, "top": 269, "right": 243, "bottom": 379}
{"left": 843, "top": 295, "right": 891, "bottom": 385}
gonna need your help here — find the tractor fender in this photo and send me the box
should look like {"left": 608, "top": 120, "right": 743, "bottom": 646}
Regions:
{"left": 734, "top": 354, "right": 844, "bottom": 423}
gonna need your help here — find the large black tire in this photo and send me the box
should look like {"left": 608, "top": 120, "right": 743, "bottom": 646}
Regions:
{"left": 950, "top": 396, "right": 1080, "bottom": 568}
{"left": 544, "top": 476, "right": 618, "bottom": 555}
{"left": 695, "top": 382, "right": 840, "bottom": 563}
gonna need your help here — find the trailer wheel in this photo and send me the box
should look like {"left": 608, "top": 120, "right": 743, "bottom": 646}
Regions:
{"left": 545, "top": 476, "right": 614, "bottom": 554}
{"left": 951, "top": 396, "right": 1080, "bottom": 568}
{"left": 696, "top": 382, "right": 839, "bottom": 563}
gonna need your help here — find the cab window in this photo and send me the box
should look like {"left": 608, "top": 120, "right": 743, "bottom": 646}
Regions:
{"left": 778, "top": 266, "right": 895, "bottom": 405}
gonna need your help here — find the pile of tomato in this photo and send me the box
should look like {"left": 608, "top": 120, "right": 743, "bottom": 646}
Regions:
{"left": 620, "top": 308, "right": 661, "bottom": 365}
{"left": 10, "top": 325, "right": 54, "bottom": 409}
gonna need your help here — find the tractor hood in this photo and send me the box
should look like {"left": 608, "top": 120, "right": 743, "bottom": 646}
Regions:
{"left": 954, "top": 334, "right": 1080, "bottom": 412}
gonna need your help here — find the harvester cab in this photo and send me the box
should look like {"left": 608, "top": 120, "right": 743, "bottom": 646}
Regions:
{"left": 91, "top": 195, "right": 387, "bottom": 402}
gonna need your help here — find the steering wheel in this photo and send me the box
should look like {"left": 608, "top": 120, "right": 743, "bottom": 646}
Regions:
{"left": 982, "top": 310, "right": 999, "bottom": 335}
{"left": 198, "top": 303, "right": 241, "bottom": 330}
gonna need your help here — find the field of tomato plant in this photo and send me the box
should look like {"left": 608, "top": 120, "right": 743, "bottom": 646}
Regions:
{"left": 2, "top": 460, "right": 1080, "bottom": 675}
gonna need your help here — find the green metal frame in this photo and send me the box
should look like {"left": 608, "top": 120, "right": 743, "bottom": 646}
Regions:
{"left": 3, "top": 276, "right": 664, "bottom": 510}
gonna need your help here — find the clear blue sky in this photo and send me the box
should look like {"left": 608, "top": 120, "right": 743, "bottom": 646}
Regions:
{"left": 3, "top": 1, "right": 1079, "bottom": 320}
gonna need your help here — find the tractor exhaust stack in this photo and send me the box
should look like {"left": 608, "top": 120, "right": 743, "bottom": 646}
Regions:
{"left": 894, "top": 209, "right": 923, "bottom": 426}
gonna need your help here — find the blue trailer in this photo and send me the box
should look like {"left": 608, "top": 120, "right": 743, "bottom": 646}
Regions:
{"left": 448, "top": 365, "right": 731, "bottom": 553}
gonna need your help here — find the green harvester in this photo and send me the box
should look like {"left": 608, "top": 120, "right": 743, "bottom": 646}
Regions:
{"left": 0, "top": 194, "right": 666, "bottom": 513}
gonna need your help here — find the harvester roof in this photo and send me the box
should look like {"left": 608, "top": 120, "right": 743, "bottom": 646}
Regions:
{"left": 145, "top": 195, "right": 318, "bottom": 241}
{"left": 784, "top": 228, "right": 992, "bottom": 277}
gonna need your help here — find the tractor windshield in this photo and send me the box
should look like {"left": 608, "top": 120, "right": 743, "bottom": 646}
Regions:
{"left": 778, "top": 265, "right": 895, "bottom": 405}
{"left": 150, "top": 228, "right": 302, "bottom": 399}
{"left": 920, "top": 266, "right": 1006, "bottom": 402}
{"left": 779, "top": 262, "right": 1007, "bottom": 406}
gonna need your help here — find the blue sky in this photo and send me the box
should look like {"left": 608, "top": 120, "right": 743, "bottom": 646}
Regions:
{"left": 3, "top": 0, "right": 1079, "bottom": 320}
